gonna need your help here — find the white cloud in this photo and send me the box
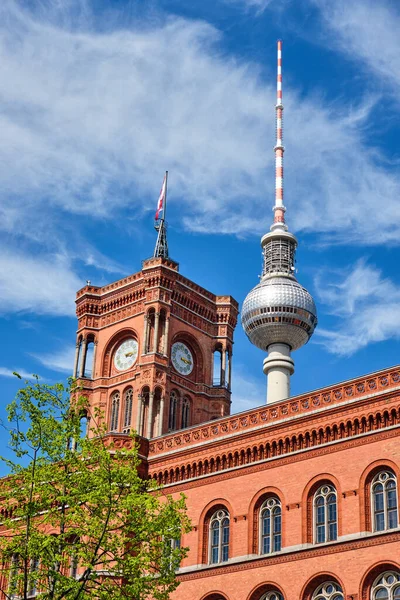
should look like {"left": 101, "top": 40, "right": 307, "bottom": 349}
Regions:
{"left": 0, "top": 367, "right": 41, "bottom": 379}
{"left": 313, "top": 0, "right": 400, "bottom": 96}
{"left": 31, "top": 345, "right": 76, "bottom": 374}
{"left": 0, "top": 0, "right": 399, "bottom": 250}
{"left": 314, "top": 260, "right": 400, "bottom": 356}
{"left": 0, "top": 249, "right": 81, "bottom": 316}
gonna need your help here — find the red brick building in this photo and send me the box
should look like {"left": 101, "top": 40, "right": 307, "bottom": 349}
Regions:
{"left": 73, "top": 255, "right": 400, "bottom": 600}
{"left": 73, "top": 41, "right": 400, "bottom": 600}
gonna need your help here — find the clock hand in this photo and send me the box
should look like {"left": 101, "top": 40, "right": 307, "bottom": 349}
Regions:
{"left": 125, "top": 351, "right": 134, "bottom": 357}
{"left": 180, "top": 357, "right": 191, "bottom": 365}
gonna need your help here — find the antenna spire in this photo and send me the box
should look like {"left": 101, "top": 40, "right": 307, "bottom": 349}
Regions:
{"left": 271, "top": 40, "right": 287, "bottom": 232}
{"left": 154, "top": 171, "right": 169, "bottom": 259}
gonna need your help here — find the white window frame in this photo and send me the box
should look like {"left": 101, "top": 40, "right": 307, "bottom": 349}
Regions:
{"left": 371, "top": 571, "right": 400, "bottom": 600}
{"left": 312, "top": 581, "right": 344, "bottom": 600}
{"left": 123, "top": 388, "right": 133, "bottom": 429}
{"left": 208, "top": 509, "right": 230, "bottom": 565}
{"left": 260, "top": 592, "right": 284, "bottom": 600}
{"left": 169, "top": 391, "right": 178, "bottom": 431}
{"left": 313, "top": 484, "right": 337, "bottom": 544}
{"left": 259, "top": 497, "right": 282, "bottom": 555}
{"left": 110, "top": 390, "right": 120, "bottom": 432}
{"left": 371, "top": 471, "right": 398, "bottom": 532}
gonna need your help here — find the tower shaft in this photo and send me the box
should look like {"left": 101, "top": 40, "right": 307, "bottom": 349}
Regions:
{"left": 241, "top": 40, "right": 318, "bottom": 405}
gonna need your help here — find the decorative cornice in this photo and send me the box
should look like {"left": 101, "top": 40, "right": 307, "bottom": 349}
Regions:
{"left": 177, "top": 530, "right": 400, "bottom": 581}
{"left": 148, "top": 366, "right": 400, "bottom": 458}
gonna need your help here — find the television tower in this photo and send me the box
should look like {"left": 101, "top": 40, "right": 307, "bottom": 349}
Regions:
{"left": 241, "top": 41, "right": 318, "bottom": 404}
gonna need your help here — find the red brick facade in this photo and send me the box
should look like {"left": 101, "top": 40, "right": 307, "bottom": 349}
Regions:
{"left": 75, "top": 260, "right": 400, "bottom": 600}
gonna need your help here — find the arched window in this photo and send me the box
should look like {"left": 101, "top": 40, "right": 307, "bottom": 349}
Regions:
{"left": 83, "top": 340, "right": 94, "bottom": 378}
{"left": 371, "top": 572, "right": 400, "bottom": 600}
{"left": 312, "top": 582, "right": 344, "bottom": 600}
{"left": 123, "top": 388, "right": 133, "bottom": 429}
{"left": 213, "top": 347, "right": 223, "bottom": 386}
{"left": 169, "top": 391, "right": 178, "bottom": 431}
{"left": 209, "top": 509, "right": 230, "bottom": 564}
{"left": 260, "top": 593, "right": 284, "bottom": 600}
{"left": 181, "top": 397, "right": 190, "bottom": 429}
{"left": 110, "top": 391, "right": 120, "bottom": 432}
{"left": 260, "top": 497, "right": 282, "bottom": 554}
{"left": 372, "top": 471, "right": 398, "bottom": 532}
{"left": 314, "top": 485, "right": 337, "bottom": 543}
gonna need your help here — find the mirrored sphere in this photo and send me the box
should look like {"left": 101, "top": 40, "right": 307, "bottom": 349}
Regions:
{"left": 241, "top": 276, "right": 317, "bottom": 351}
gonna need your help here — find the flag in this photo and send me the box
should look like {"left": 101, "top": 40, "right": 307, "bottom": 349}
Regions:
{"left": 155, "top": 174, "right": 167, "bottom": 220}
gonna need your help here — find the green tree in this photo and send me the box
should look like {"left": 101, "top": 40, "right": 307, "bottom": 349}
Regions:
{"left": 0, "top": 376, "right": 190, "bottom": 600}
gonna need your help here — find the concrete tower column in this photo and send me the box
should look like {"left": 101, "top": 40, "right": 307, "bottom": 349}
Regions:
{"left": 153, "top": 312, "right": 160, "bottom": 353}
{"left": 263, "top": 343, "right": 295, "bottom": 404}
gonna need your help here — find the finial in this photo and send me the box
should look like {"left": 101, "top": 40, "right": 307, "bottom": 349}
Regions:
{"left": 271, "top": 40, "right": 287, "bottom": 232}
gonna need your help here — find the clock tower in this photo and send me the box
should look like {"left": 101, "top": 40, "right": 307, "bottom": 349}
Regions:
{"left": 73, "top": 255, "right": 238, "bottom": 440}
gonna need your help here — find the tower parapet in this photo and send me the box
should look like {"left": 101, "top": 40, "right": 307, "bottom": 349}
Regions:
{"left": 241, "top": 40, "right": 317, "bottom": 404}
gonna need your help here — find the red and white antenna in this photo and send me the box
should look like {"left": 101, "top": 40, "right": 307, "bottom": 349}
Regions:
{"left": 272, "top": 39, "right": 287, "bottom": 231}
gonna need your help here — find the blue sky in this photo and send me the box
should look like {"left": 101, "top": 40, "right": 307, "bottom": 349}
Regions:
{"left": 1, "top": 0, "right": 400, "bottom": 468}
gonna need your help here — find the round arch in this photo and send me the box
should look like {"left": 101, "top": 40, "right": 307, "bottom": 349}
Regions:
{"left": 101, "top": 328, "right": 140, "bottom": 376}
{"left": 359, "top": 459, "right": 400, "bottom": 531}
{"left": 171, "top": 331, "right": 205, "bottom": 381}
{"left": 360, "top": 561, "right": 400, "bottom": 600}
{"left": 301, "top": 573, "right": 345, "bottom": 600}
{"left": 301, "top": 473, "right": 342, "bottom": 543}
{"left": 247, "top": 486, "right": 285, "bottom": 554}
{"left": 200, "top": 593, "right": 229, "bottom": 600}
{"left": 247, "top": 581, "right": 285, "bottom": 600}
{"left": 197, "top": 498, "right": 234, "bottom": 565}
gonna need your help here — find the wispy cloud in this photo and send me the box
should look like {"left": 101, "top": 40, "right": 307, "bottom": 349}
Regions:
{"left": 313, "top": 0, "right": 400, "bottom": 97}
{"left": 0, "top": 249, "right": 81, "bottom": 316}
{"left": 0, "top": 0, "right": 399, "bottom": 250}
{"left": 31, "top": 346, "right": 75, "bottom": 374}
{"left": 0, "top": 367, "right": 41, "bottom": 379}
{"left": 314, "top": 260, "right": 400, "bottom": 356}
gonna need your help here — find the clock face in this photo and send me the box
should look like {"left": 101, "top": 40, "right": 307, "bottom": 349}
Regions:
{"left": 171, "top": 342, "right": 194, "bottom": 376}
{"left": 113, "top": 338, "right": 139, "bottom": 372}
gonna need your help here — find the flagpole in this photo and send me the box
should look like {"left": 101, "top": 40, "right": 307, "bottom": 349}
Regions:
{"left": 162, "top": 170, "right": 168, "bottom": 224}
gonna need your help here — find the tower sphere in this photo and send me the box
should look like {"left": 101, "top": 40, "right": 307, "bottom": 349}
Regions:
{"left": 241, "top": 275, "right": 317, "bottom": 351}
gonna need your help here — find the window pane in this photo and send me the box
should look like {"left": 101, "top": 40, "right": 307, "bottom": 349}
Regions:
{"left": 211, "top": 547, "right": 218, "bottom": 564}
{"left": 374, "top": 491, "right": 384, "bottom": 512}
{"left": 387, "top": 489, "right": 397, "bottom": 509}
{"left": 328, "top": 500, "right": 337, "bottom": 523}
{"left": 222, "top": 522, "right": 229, "bottom": 545}
{"left": 374, "top": 589, "right": 389, "bottom": 599}
{"left": 212, "top": 527, "right": 219, "bottom": 546}
{"left": 273, "top": 533, "right": 281, "bottom": 552}
{"left": 221, "top": 544, "right": 229, "bottom": 562}
{"left": 316, "top": 524, "right": 325, "bottom": 543}
{"left": 329, "top": 522, "right": 337, "bottom": 541}
{"left": 316, "top": 505, "right": 325, "bottom": 526}
{"left": 393, "top": 585, "right": 400, "bottom": 600}
{"left": 274, "top": 513, "right": 282, "bottom": 534}
{"left": 262, "top": 536, "right": 270, "bottom": 554}
{"left": 388, "top": 508, "right": 398, "bottom": 529}
{"left": 375, "top": 512, "right": 385, "bottom": 531}
{"left": 263, "top": 514, "right": 271, "bottom": 535}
